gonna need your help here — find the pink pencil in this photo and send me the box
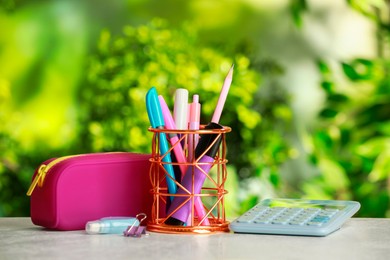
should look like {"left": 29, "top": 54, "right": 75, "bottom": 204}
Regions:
{"left": 211, "top": 64, "right": 234, "bottom": 123}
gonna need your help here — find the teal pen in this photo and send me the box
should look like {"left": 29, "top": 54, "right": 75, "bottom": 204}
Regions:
{"left": 146, "top": 87, "right": 177, "bottom": 200}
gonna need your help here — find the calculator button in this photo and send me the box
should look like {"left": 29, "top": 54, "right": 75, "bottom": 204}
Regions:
{"left": 236, "top": 218, "right": 251, "bottom": 223}
{"left": 261, "top": 212, "right": 278, "bottom": 219}
{"left": 285, "top": 208, "right": 303, "bottom": 214}
{"left": 242, "top": 211, "right": 260, "bottom": 219}
{"left": 321, "top": 210, "right": 338, "bottom": 217}
{"left": 253, "top": 206, "right": 268, "bottom": 212}
{"left": 237, "top": 215, "right": 256, "bottom": 223}
{"left": 254, "top": 218, "right": 270, "bottom": 224}
{"left": 272, "top": 219, "right": 288, "bottom": 225}
{"left": 269, "top": 207, "right": 286, "bottom": 213}
{"left": 274, "top": 216, "right": 290, "bottom": 221}
{"left": 289, "top": 220, "right": 305, "bottom": 225}
{"left": 311, "top": 216, "right": 330, "bottom": 223}
{"left": 237, "top": 212, "right": 256, "bottom": 223}
{"left": 292, "top": 214, "right": 311, "bottom": 222}
{"left": 295, "top": 213, "right": 310, "bottom": 219}
{"left": 303, "top": 208, "right": 320, "bottom": 214}
{"left": 307, "top": 221, "right": 323, "bottom": 226}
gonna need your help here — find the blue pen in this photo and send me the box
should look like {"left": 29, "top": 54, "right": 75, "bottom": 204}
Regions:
{"left": 146, "top": 87, "right": 177, "bottom": 201}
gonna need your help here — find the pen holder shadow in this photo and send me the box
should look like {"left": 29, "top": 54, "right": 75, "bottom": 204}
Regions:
{"left": 147, "top": 125, "right": 231, "bottom": 234}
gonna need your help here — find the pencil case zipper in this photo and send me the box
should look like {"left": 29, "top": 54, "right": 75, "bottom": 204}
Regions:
{"left": 26, "top": 152, "right": 126, "bottom": 196}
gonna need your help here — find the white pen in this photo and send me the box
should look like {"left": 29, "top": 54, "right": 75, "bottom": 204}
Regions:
{"left": 173, "top": 88, "right": 189, "bottom": 131}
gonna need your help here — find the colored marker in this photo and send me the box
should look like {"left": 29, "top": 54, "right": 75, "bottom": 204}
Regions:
{"left": 173, "top": 88, "right": 189, "bottom": 130}
{"left": 158, "top": 95, "right": 187, "bottom": 175}
{"left": 146, "top": 87, "right": 177, "bottom": 200}
{"left": 165, "top": 122, "right": 224, "bottom": 226}
{"left": 166, "top": 66, "right": 234, "bottom": 226}
{"left": 188, "top": 94, "right": 201, "bottom": 162}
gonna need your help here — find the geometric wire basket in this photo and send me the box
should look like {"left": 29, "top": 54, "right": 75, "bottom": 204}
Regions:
{"left": 146, "top": 125, "right": 231, "bottom": 234}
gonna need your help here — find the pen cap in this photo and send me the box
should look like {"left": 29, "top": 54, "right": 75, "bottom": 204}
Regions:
{"left": 173, "top": 88, "right": 189, "bottom": 130}
{"left": 146, "top": 87, "right": 165, "bottom": 128}
{"left": 86, "top": 221, "right": 108, "bottom": 234}
{"left": 195, "top": 122, "right": 224, "bottom": 158}
{"left": 189, "top": 94, "right": 201, "bottom": 123}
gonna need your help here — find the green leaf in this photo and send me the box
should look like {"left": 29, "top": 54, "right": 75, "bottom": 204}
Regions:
{"left": 239, "top": 195, "right": 258, "bottom": 214}
{"left": 318, "top": 157, "right": 350, "bottom": 190}
{"left": 355, "top": 137, "right": 390, "bottom": 158}
{"left": 321, "top": 81, "right": 334, "bottom": 94}
{"left": 269, "top": 169, "right": 280, "bottom": 187}
{"left": 289, "top": 0, "right": 308, "bottom": 27}
{"left": 316, "top": 59, "right": 331, "bottom": 75}
{"left": 319, "top": 108, "right": 338, "bottom": 118}
{"left": 224, "top": 165, "right": 240, "bottom": 218}
{"left": 302, "top": 180, "right": 332, "bottom": 199}
{"left": 346, "top": 0, "right": 386, "bottom": 20}
{"left": 368, "top": 151, "right": 390, "bottom": 182}
{"left": 341, "top": 59, "right": 374, "bottom": 81}
{"left": 314, "top": 131, "right": 333, "bottom": 150}
{"left": 342, "top": 62, "right": 359, "bottom": 80}
{"left": 328, "top": 93, "right": 349, "bottom": 103}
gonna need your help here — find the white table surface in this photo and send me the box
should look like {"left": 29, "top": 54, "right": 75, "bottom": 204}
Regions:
{"left": 1, "top": 217, "right": 389, "bottom": 260}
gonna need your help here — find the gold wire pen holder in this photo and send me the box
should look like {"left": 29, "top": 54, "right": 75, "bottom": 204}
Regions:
{"left": 146, "top": 125, "right": 231, "bottom": 234}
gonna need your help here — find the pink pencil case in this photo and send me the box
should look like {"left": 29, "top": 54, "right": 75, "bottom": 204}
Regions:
{"left": 27, "top": 152, "right": 152, "bottom": 231}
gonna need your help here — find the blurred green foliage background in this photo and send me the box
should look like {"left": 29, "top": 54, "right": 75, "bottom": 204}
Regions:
{"left": 0, "top": 0, "right": 389, "bottom": 218}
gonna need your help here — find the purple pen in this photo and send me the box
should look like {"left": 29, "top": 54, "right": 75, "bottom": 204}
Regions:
{"left": 165, "top": 122, "right": 224, "bottom": 226}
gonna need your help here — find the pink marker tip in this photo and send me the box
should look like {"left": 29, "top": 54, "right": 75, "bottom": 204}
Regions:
{"left": 193, "top": 94, "right": 199, "bottom": 103}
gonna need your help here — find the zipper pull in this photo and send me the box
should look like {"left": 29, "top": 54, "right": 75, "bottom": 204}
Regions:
{"left": 26, "top": 164, "right": 48, "bottom": 196}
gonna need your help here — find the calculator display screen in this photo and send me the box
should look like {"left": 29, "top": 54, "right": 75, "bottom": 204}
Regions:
{"left": 267, "top": 199, "right": 347, "bottom": 210}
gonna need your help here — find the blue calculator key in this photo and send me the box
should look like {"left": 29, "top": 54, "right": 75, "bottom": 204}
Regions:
{"left": 313, "top": 216, "right": 330, "bottom": 222}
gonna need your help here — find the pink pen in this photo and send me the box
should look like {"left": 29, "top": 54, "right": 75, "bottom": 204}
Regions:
{"left": 211, "top": 64, "right": 234, "bottom": 123}
{"left": 159, "top": 95, "right": 210, "bottom": 226}
{"left": 158, "top": 95, "right": 187, "bottom": 175}
{"left": 188, "top": 94, "right": 201, "bottom": 162}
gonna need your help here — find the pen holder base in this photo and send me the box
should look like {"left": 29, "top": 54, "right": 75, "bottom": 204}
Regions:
{"left": 147, "top": 218, "right": 230, "bottom": 234}
{"left": 147, "top": 125, "right": 231, "bottom": 234}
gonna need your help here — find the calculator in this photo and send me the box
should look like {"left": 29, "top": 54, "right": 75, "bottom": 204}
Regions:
{"left": 230, "top": 198, "right": 360, "bottom": 237}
